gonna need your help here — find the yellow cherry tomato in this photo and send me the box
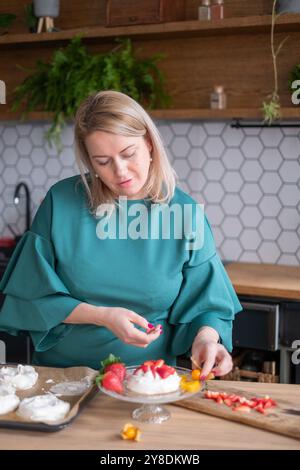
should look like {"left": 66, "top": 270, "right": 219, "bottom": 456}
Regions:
{"left": 191, "top": 369, "right": 202, "bottom": 381}
{"left": 181, "top": 380, "right": 201, "bottom": 393}
{"left": 121, "top": 423, "right": 141, "bottom": 442}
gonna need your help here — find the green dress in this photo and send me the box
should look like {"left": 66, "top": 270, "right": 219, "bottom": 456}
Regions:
{"left": 0, "top": 176, "right": 242, "bottom": 369}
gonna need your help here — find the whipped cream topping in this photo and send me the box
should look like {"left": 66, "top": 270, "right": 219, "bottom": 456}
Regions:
{"left": 0, "top": 383, "right": 20, "bottom": 415}
{"left": 0, "top": 365, "right": 38, "bottom": 390}
{"left": 127, "top": 369, "right": 181, "bottom": 395}
{"left": 17, "top": 395, "right": 70, "bottom": 422}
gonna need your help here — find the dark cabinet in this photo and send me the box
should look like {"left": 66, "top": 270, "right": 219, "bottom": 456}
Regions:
{"left": 0, "top": 332, "right": 31, "bottom": 364}
{"left": 233, "top": 300, "right": 280, "bottom": 351}
{"left": 0, "top": 245, "right": 32, "bottom": 364}
{"left": 279, "top": 302, "right": 300, "bottom": 347}
{"left": 233, "top": 296, "right": 300, "bottom": 384}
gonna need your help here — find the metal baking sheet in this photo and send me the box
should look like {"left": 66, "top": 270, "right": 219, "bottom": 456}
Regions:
{"left": 0, "top": 364, "right": 98, "bottom": 432}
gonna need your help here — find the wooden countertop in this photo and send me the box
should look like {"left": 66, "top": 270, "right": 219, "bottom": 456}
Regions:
{"left": 225, "top": 263, "right": 300, "bottom": 301}
{"left": 0, "top": 381, "right": 299, "bottom": 450}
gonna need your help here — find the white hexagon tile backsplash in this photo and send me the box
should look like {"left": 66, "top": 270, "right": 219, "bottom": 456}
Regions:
{"left": 0, "top": 120, "right": 299, "bottom": 265}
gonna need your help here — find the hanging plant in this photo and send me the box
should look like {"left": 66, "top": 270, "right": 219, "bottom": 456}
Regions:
{"left": 12, "top": 36, "right": 170, "bottom": 152}
{"left": 262, "top": 0, "right": 289, "bottom": 124}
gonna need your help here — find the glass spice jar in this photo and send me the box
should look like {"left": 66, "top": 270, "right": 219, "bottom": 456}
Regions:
{"left": 198, "top": 0, "right": 211, "bottom": 21}
{"left": 211, "top": 0, "right": 224, "bottom": 20}
{"left": 210, "top": 85, "right": 227, "bottom": 109}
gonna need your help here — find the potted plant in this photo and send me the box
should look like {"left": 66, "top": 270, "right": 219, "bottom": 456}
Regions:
{"left": 0, "top": 13, "right": 16, "bottom": 35}
{"left": 276, "top": 1, "right": 300, "bottom": 13}
{"left": 262, "top": 0, "right": 288, "bottom": 124}
{"left": 12, "top": 36, "right": 170, "bottom": 151}
{"left": 25, "top": 3, "right": 38, "bottom": 33}
{"left": 33, "top": 0, "right": 60, "bottom": 18}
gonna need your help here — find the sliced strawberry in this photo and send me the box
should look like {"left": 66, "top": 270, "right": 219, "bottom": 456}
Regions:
{"left": 154, "top": 359, "right": 165, "bottom": 368}
{"left": 150, "top": 365, "right": 157, "bottom": 377}
{"left": 143, "top": 360, "right": 155, "bottom": 367}
{"left": 254, "top": 403, "right": 266, "bottom": 414}
{"left": 224, "top": 398, "right": 232, "bottom": 407}
{"left": 102, "top": 371, "right": 123, "bottom": 394}
{"left": 104, "top": 363, "right": 126, "bottom": 382}
{"left": 216, "top": 396, "right": 224, "bottom": 404}
{"left": 233, "top": 405, "right": 251, "bottom": 413}
{"left": 156, "top": 365, "right": 175, "bottom": 379}
{"left": 263, "top": 399, "right": 274, "bottom": 409}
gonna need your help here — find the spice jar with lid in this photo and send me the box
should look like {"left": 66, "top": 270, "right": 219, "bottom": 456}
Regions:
{"left": 210, "top": 85, "right": 227, "bottom": 109}
{"left": 211, "top": 0, "right": 224, "bottom": 20}
{"left": 198, "top": 0, "right": 211, "bottom": 21}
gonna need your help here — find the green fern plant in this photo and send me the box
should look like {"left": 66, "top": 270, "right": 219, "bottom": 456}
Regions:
{"left": 12, "top": 36, "right": 170, "bottom": 152}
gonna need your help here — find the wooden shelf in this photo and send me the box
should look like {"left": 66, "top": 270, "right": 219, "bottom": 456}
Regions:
{"left": 0, "top": 14, "right": 300, "bottom": 48}
{"left": 151, "top": 108, "right": 300, "bottom": 120}
{"left": 0, "top": 108, "right": 299, "bottom": 122}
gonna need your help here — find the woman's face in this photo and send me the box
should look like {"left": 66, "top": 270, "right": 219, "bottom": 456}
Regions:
{"left": 85, "top": 130, "right": 152, "bottom": 199}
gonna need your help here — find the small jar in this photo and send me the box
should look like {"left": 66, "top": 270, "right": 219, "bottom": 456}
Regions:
{"left": 211, "top": 0, "right": 224, "bottom": 20}
{"left": 198, "top": 0, "right": 211, "bottom": 21}
{"left": 210, "top": 85, "right": 227, "bottom": 109}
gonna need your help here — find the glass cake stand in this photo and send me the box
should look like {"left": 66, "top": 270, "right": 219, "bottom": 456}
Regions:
{"left": 98, "top": 366, "right": 203, "bottom": 424}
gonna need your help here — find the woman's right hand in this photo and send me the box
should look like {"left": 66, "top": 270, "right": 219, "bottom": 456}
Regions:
{"left": 97, "top": 306, "right": 162, "bottom": 348}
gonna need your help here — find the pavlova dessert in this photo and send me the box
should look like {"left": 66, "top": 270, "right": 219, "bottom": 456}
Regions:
{"left": 127, "top": 360, "right": 181, "bottom": 395}
{"left": 96, "top": 355, "right": 181, "bottom": 396}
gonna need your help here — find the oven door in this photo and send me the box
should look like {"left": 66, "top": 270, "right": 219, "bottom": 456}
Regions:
{"left": 233, "top": 301, "right": 280, "bottom": 351}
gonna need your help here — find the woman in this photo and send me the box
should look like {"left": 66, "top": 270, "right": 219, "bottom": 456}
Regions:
{"left": 0, "top": 90, "right": 242, "bottom": 378}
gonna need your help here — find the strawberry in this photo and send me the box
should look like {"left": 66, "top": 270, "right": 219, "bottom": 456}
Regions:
{"left": 104, "top": 363, "right": 126, "bottom": 382}
{"left": 224, "top": 398, "right": 233, "bottom": 407}
{"left": 233, "top": 405, "right": 251, "bottom": 413}
{"left": 102, "top": 371, "right": 124, "bottom": 394}
{"left": 156, "top": 365, "right": 175, "bottom": 379}
{"left": 150, "top": 365, "right": 157, "bottom": 377}
{"left": 95, "top": 353, "right": 126, "bottom": 390}
{"left": 143, "top": 360, "right": 155, "bottom": 367}
{"left": 154, "top": 359, "right": 165, "bottom": 368}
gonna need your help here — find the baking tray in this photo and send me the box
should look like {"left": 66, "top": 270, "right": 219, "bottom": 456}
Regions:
{"left": 0, "top": 364, "right": 98, "bottom": 432}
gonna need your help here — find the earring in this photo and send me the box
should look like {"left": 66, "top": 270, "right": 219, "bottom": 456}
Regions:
{"left": 150, "top": 158, "right": 153, "bottom": 162}
{"left": 95, "top": 173, "right": 99, "bottom": 178}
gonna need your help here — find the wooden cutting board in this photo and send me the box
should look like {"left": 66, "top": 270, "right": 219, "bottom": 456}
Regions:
{"left": 173, "top": 380, "right": 300, "bottom": 440}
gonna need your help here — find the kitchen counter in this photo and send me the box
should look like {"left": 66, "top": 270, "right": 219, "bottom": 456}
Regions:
{"left": 0, "top": 381, "right": 299, "bottom": 450}
{"left": 226, "top": 263, "right": 300, "bottom": 301}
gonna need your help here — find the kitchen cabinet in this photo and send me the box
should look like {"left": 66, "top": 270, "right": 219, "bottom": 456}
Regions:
{"left": 0, "top": 0, "right": 300, "bottom": 123}
{"left": 227, "top": 263, "right": 300, "bottom": 385}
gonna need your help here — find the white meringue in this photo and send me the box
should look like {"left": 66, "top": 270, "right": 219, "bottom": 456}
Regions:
{"left": 0, "top": 383, "right": 20, "bottom": 415}
{"left": 0, "top": 365, "right": 38, "bottom": 390}
{"left": 17, "top": 394, "right": 70, "bottom": 422}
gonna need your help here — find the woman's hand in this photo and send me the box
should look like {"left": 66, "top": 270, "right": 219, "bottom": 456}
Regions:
{"left": 191, "top": 327, "right": 233, "bottom": 379}
{"left": 64, "top": 302, "right": 161, "bottom": 348}
{"left": 98, "top": 306, "right": 162, "bottom": 348}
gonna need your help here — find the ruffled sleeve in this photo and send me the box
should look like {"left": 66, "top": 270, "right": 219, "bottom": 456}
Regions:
{"left": 168, "top": 214, "right": 242, "bottom": 356}
{"left": 0, "top": 190, "right": 82, "bottom": 352}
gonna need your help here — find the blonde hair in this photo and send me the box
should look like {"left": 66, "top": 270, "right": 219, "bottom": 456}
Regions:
{"left": 74, "top": 90, "right": 176, "bottom": 213}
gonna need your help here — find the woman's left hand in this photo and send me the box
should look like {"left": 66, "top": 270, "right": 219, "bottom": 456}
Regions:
{"left": 191, "top": 328, "right": 233, "bottom": 379}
